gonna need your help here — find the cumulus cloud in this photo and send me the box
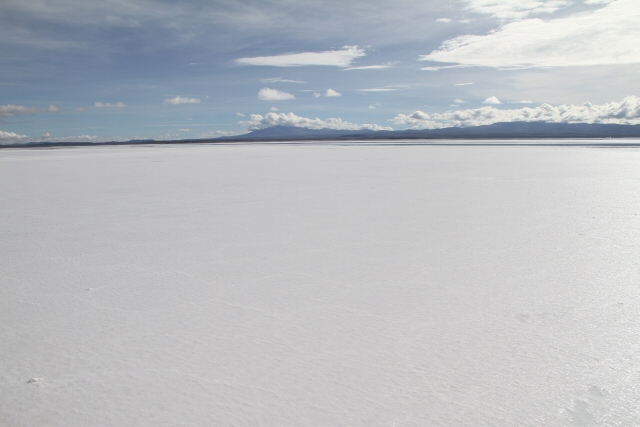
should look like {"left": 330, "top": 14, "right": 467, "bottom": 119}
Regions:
{"left": 239, "top": 112, "right": 392, "bottom": 131}
{"left": 258, "top": 88, "right": 295, "bottom": 101}
{"left": 421, "top": 0, "right": 640, "bottom": 68}
{"left": 325, "top": 89, "right": 341, "bottom": 97}
{"left": 462, "top": 0, "right": 571, "bottom": 20}
{"left": 95, "top": 101, "right": 125, "bottom": 108}
{"left": 236, "top": 112, "right": 246, "bottom": 117}
{"left": 393, "top": 96, "right": 640, "bottom": 129}
{"left": 0, "top": 130, "right": 27, "bottom": 140}
{"left": 454, "top": 99, "right": 467, "bottom": 104}
{"left": 0, "top": 104, "right": 59, "bottom": 117}
{"left": 483, "top": 96, "right": 501, "bottom": 104}
{"left": 236, "top": 46, "right": 365, "bottom": 68}
{"left": 162, "top": 96, "right": 200, "bottom": 105}
{"left": 0, "top": 131, "right": 124, "bottom": 145}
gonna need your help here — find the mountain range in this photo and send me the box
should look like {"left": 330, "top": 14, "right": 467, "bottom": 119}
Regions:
{"left": 225, "top": 122, "right": 640, "bottom": 141}
{"left": 3, "top": 122, "right": 640, "bottom": 148}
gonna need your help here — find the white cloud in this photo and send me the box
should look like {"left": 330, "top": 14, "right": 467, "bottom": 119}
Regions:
{"left": 260, "top": 78, "right": 305, "bottom": 83}
{"left": 0, "top": 130, "right": 27, "bottom": 141}
{"left": 0, "top": 131, "right": 124, "bottom": 145}
{"left": 463, "top": 0, "right": 571, "bottom": 20}
{"left": 270, "top": 106, "right": 279, "bottom": 111}
{"left": 421, "top": 0, "right": 640, "bottom": 68}
{"left": 162, "top": 96, "right": 201, "bottom": 105}
{"left": 454, "top": 82, "right": 474, "bottom": 86}
{"left": 510, "top": 100, "right": 533, "bottom": 104}
{"left": 436, "top": 18, "right": 452, "bottom": 22}
{"left": 421, "top": 64, "right": 473, "bottom": 71}
{"left": 236, "top": 112, "right": 246, "bottom": 117}
{"left": 239, "top": 112, "right": 392, "bottom": 131}
{"left": 369, "top": 105, "right": 376, "bottom": 109}
{"left": 358, "top": 88, "right": 398, "bottom": 92}
{"left": 484, "top": 96, "right": 502, "bottom": 104}
{"left": 236, "top": 46, "right": 365, "bottom": 68}
{"left": 343, "top": 63, "right": 396, "bottom": 71}
{"left": 454, "top": 99, "right": 467, "bottom": 104}
{"left": 393, "top": 96, "right": 640, "bottom": 129}
{"left": 177, "top": 128, "right": 191, "bottom": 132}
{"left": 325, "top": 89, "right": 341, "bottom": 97}
{"left": 314, "top": 92, "right": 321, "bottom": 98}
{"left": 198, "top": 130, "right": 244, "bottom": 138}
{"left": 95, "top": 101, "right": 125, "bottom": 108}
{"left": 0, "top": 104, "right": 59, "bottom": 117}
{"left": 258, "top": 88, "right": 295, "bottom": 101}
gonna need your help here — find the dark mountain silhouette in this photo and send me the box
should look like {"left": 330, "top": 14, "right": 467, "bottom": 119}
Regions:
{"left": 226, "top": 122, "right": 640, "bottom": 141}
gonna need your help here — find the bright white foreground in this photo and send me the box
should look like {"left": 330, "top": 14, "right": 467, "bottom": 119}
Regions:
{"left": 1, "top": 142, "right": 640, "bottom": 427}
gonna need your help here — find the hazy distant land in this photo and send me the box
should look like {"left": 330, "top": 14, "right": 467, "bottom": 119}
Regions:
{"left": 2, "top": 122, "right": 640, "bottom": 148}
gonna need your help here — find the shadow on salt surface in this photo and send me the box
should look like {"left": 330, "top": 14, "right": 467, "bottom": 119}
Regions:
{"left": 562, "top": 385, "right": 611, "bottom": 426}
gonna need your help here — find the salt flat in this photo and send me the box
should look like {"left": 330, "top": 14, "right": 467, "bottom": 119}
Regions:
{"left": 1, "top": 142, "right": 640, "bottom": 427}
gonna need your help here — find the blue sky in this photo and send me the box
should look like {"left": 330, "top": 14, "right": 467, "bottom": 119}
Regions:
{"left": 1, "top": 0, "right": 639, "bottom": 142}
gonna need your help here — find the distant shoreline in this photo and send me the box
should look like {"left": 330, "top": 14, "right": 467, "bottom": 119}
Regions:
{"left": 3, "top": 137, "right": 640, "bottom": 150}
{"left": 5, "top": 122, "right": 640, "bottom": 149}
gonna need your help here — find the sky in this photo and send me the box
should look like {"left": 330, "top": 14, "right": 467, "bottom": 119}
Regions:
{"left": 1, "top": 0, "right": 640, "bottom": 143}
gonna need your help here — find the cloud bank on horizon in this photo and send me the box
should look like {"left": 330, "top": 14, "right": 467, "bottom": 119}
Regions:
{"left": 0, "top": 0, "right": 639, "bottom": 141}
{"left": 394, "top": 96, "right": 640, "bottom": 129}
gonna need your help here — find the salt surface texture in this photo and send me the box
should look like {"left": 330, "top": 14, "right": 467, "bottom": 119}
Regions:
{"left": 1, "top": 142, "right": 640, "bottom": 426}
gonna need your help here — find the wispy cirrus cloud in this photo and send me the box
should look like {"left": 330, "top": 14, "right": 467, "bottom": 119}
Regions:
{"left": 421, "top": 0, "right": 640, "bottom": 69}
{"left": 163, "top": 96, "right": 200, "bottom": 105}
{"left": 358, "top": 88, "right": 398, "bottom": 92}
{"left": 421, "top": 64, "right": 473, "bottom": 71}
{"left": 239, "top": 111, "right": 391, "bottom": 131}
{"left": 462, "top": 0, "right": 571, "bottom": 20}
{"left": 236, "top": 46, "right": 365, "bottom": 67}
{"left": 260, "top": 78, "right": 305, "bottom": 83}
{"left": 0, "top": 104, "right": 59, "bottom": 117}
{"left": 393, "top": 95, "right": 640, "bottom": 129}
{"left": 258, "top": 88, "right": 295, "bottom": 101}
{"left": 343, "top": 62, "right": 397, "bottom": 71}
{"left": 95, "top": 101, "right": 125, "bottom": 108}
